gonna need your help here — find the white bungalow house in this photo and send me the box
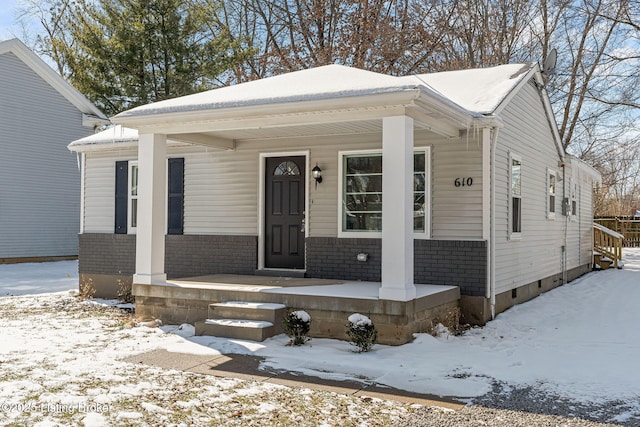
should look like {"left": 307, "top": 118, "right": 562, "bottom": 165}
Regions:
{"left": 69, "top": 63, "right": 600, "bottom": 344}
{"left": 0, "top": 38, "right": 108, "bottom": 262}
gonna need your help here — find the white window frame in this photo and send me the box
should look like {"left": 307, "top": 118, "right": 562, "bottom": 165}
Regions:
{"left": 570, "top": 177, "right": 578, "bottom": 220}
{"left": 547, "top": 168, "right": 557, "bottom": 220}
{"left": 128, "top": 161, "right": 138, "bottom": 234}
{"left": 509, "top": 152, "right": 522, "bottom": 240}
{"left": 126, "top": 159, "right": 181, "bottom": 235}
{"left": 337, "top": 147, "right": 431, "bottom": 239}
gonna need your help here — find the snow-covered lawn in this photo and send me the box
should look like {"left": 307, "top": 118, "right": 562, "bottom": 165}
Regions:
{"left": 0, "top": 290, "right": 411, "bottom": 425}
{"left": 1, "top": 250, "right": 639, "bottom": 425}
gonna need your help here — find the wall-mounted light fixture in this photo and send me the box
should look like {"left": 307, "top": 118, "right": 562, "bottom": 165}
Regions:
{"left": 312, "top": 163, "right": 322, "bottom": 188}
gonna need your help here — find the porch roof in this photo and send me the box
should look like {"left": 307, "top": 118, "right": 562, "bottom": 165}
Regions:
{"left": 71, "top": 63, "right": 537, "bottom": 151}
{"left": 114, "top": 63, "right": 533, "bottom": 119}
{"left": 108, "top": 63, "right": 534, "bottom": 138}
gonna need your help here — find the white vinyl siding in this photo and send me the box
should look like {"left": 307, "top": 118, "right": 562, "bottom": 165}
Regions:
{"left": 83, "top": 150, "right": 137, "bottom": 233}
{"left": 494, "top": 80, "right": 570, "bottom": 294}
{"left": 430, "top": 132, "right": 484, "bottom": 240}
{"left": 82, "top": 130, "right": 485, "bottom": 240}
{"left": 0, "top": 51, "right": 92, "bottom": 258}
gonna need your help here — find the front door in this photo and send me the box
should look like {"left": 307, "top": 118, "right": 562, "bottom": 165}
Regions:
{"left": 265, "top": 156, "right": 306, "bottom": 269}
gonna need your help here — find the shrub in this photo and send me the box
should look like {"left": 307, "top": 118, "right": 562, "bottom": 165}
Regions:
{"left": 346, "top": 313, "right": 377, "bottom": 353}
{"left": 117, "top": 278, "right": 134, "bottom": 304}
{"left": 283, "top": 310, "right": 311, "bottom": 346}
{"left": 78, "top": 278, "right": 96, "bottom": 301}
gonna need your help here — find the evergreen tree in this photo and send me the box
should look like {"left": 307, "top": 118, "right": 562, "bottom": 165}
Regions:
{"left": 45, "top": 0, "right": 248, "bottom": 115}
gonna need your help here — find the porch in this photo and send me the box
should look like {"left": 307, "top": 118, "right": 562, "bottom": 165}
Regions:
{"left": 133, "top": 275, "right": 460, "bottom": 346}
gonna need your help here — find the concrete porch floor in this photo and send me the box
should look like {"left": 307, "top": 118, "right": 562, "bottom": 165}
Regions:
{"left": 133, "top": 274, "right": 460, "bottom": 345}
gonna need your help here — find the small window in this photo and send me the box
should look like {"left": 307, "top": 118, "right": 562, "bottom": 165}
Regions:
{"left": 510, "top": 155, "right": 522, "bottom": 236}
{"left": 547, "top": 169, "right": 556, "bottom": 219}
{"left": 414, "top": 152, "right": 427, "bottom": 233}
{"left": 273, "top": 161, "right": 300, "bottom": 176}
{"left": 571, "top": 178, "right": 578, "bottom": 217}
{"left": 129, "top": 162, "right": 139, "bottom": 232}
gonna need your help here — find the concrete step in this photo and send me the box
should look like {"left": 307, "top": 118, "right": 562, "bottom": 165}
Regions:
{"left": 195, "top": 318, "right": 276, "bottom": 342}
{"left": 593, "top": 254, "right": 612, "bottom": 270}
{"left": 208, "top": 302, "right": 287, "bottom": 335}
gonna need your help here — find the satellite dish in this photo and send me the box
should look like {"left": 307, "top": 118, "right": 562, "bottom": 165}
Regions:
{"left": 543, "top": 48, "right": 557, "bottom": 76}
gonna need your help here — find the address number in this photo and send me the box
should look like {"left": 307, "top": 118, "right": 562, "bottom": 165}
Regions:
{"left": 454, "top": 177, "right": 473, "bottom": 187}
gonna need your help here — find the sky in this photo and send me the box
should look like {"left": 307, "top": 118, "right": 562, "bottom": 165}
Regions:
{"left": 0, "top": 0, "right": 22, "bottom": 41}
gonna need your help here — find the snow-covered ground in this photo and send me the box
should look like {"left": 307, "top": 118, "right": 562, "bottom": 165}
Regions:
{"left": 0, "top": 251, "right": 639, "bottom": 425}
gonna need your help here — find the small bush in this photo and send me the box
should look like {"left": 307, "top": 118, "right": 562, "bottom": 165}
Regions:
{"left": 283, "top": 310, "right": 311, "bottom": 346}
{"left": 429, "top": 307, "right": 469, "bottom": 337}
{"left": 346, "top": 313, "right": 377, "bottom": 353}
{"left": 117, "top": 279, "right": 134, "bottom": 304}
{"left": 78, "top": 278, "right": 96, "bottom": 301}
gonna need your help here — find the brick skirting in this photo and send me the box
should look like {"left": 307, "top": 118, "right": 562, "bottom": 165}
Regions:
{"left": 305, "top": 237, "right": 487, "bottom": 296}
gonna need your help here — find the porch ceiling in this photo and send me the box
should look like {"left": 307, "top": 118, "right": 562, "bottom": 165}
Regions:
{"left": 170, "top": 118, "right": 441, "bottom": 147}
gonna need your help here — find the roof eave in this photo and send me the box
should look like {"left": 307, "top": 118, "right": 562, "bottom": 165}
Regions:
{"left": 113, "top": 89, "right": 481, "bottom": 139}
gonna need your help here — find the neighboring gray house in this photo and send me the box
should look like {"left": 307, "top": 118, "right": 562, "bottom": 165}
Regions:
{"left": 69, "top": 63, "right": 600, "bottom": 343}
{"left": 0, "top": 39, "right": 107, "bottom": 262}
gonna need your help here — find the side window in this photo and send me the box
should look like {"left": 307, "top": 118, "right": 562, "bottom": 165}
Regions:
{"left": 510, "top": 155, "right": 522, "bottom": 237}
{"left": 571, "top": 178, "right": 578, "bottom": 218}
{"left": 547, "top": 169, "right": 556, "bottom": 220}
{"left": 128, "top": 162, "right": 139, "bottom": 233}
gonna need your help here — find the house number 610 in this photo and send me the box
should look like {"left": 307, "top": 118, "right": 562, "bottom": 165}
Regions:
{"left": 454, "top": 177, "right": 473, "bottom": 187}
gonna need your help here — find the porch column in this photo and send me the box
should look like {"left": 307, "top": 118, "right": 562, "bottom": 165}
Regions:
{"left": 133, "top": 133, "right": 167, "bottom": 285}
{"left": 379, "top": 115, "right": 417, "bottom": 301}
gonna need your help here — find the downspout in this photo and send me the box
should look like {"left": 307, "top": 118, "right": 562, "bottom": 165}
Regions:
{"left": 562, "top": 162, "right": 568, "bottom": 284}
{"left": 79, "top": 152, "right": 85, "bottom": 234}
{"left": 489, "top": 126, "right": 500, "bottom": 320}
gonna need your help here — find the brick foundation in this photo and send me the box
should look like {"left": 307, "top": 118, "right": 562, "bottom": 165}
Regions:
{"left": 305, "top": 237, "right": 487, "bottom": 296}
{"left": 78, "top": 233, "right": 257, "bottom": 297}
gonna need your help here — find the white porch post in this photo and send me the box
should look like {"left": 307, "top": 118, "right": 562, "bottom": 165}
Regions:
{"left": 379, "top": 115, "right": 417, "bottom": 301}
{"left": 133, "top": 133, "right": 167, "bottom": 285}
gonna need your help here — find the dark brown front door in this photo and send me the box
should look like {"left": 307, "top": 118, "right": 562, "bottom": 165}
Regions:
{"left": 265, "top": 156, "right": 305, "bottom": 269}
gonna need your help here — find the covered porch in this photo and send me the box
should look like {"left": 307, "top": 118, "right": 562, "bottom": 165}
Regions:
{"left": 109, "top": 65, "right": 491, "bottom": 344}
{"left": 134, "top": 274, "right": 460, "bottom": 346}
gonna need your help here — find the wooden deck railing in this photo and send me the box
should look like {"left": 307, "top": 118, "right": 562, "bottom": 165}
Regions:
{"left": 594, "top": 217, "right": 640, "bottom": 247}
{"left": 593, "top": 223, "right": 623, "bottom": 269}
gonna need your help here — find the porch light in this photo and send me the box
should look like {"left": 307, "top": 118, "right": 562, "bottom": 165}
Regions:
{"left": 312, "top": 163, "right": 323, "bottom": 187}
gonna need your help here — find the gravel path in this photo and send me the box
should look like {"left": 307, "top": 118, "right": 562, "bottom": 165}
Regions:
{"left": 397, "top": 405, "right": 624, "bottom": 427}
{"left": 395, "top": 382, "right": 638, "bottom": 427}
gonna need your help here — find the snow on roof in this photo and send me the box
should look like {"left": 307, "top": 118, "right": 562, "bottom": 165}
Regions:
{"left": 68, "top": 125, "right": 138, "bottom": 150}
{"left": 115, "top": 65, "right": 417, "bottom": 118}
{"left": 113, "top": 63, "right": 535, "bottom": 120}
{"left": 410, "top": 63, "right": 534, "bottom": 114}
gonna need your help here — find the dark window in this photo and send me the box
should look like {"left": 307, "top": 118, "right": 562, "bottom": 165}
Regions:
{"left": 167, "top": 158, "right": 184, "bottom": 235}
{"left": 115, "top": 161, "right": 128, "bottom": 234}
{"left": 511, "top": 158, "right": 522, "bottom": 234}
